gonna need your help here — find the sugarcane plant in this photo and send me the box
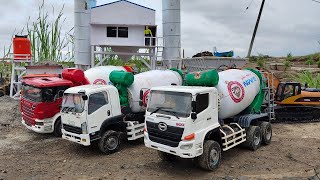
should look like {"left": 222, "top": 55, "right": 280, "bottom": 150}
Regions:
{"left": 26, "top": 1, "right": 73, "bottom": 63}
{"left": 293, "top": 71, "right": 320, "bottom": 88}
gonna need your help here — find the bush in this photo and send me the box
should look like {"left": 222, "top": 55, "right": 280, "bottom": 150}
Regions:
{"left": 294, "top": 71, "right": 320, "bottom": 88}
{"left": 305, "top": 58, "right": 314, "bottom": 65}
{"left": 284, "top": 60, "right": 292, "bottom": 71}
{"left": 317, "top": 60, "right": 320, "bottom": 68}
{"left": 286, "top": 53, "right": 293, "bottom": 61}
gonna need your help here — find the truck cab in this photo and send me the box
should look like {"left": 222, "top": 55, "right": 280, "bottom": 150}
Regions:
{"left": 61, "top": 85, "right": 144, "bottom": 154}
{"left": 144, "top": 85, "right": 273, "bottom": 171}
{"left": 61, "top": 85, "right": 121, "bottom": 144}
{"left": 144, "top": 86, "right": 221, "bottom": 157}
{"left": 21, "top": 76, "right": 72, "bottom": 136}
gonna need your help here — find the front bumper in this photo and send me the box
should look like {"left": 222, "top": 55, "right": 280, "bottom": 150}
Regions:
{"left": 144, "top": 132, "right": 203, "bottom": 159}
{"left": 21, "top": 117, "right": 54, "bottom": 134}
{"left": 62, "top": 129, "right": 91, "bottom": 146}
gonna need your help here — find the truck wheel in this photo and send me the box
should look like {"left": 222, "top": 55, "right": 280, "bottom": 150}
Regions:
{"left": 259, "top": 122, "right": 272, "bottom": 145}
{"left": 98, "top": 130, "right": 120, "bottom": 154}
{"left": 245, "top": 126, "right": 262, "bottom": 151}
{"left": 157, "top": 151, "right": 176, "bottom": 162}
{"left": 53, "top": 118, "right": 62, "bottom": 137}
{"left": 197, "top": 140, "right": 221, "bottom": 171}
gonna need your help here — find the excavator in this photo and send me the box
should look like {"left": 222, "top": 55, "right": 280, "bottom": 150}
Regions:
{"left": 258, "top": 68, "right": 320, "bottom": 123}
{"left": 274, "top": 82, "right": 320, "bottom": 122}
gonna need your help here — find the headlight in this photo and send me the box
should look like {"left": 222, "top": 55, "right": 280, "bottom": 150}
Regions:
{"left": 180, "top": 143, "right": 193, "bottom": 150}
{"left": 81, "top": 122, "right": 87, "bottom": 134}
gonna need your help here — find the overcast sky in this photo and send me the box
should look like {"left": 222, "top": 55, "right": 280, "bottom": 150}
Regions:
{"left": 0, "top": 0, "right": 319, "bottom": 58}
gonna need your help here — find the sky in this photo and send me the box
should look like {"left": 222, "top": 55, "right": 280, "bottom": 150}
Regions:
{"left": 0, "top": 0, "right": 319, "bottom": 58}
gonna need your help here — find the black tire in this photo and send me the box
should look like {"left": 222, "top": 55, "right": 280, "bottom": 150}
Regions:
{"left": 53, "top": 118, "right": 62, "bottom": 137}
{"left": 244, "top": 126, "right": 262, "bottom": 151}
{"left": 98, "top": 130, "right": 120, "bottom": 154}
{"left": 157, "top": 151, "right": 176, "bottom": 162}
{"left": 259, "top": 122, "right": 272, "bottom": 145}
{"left": 196, "top": 140, "right": 221, "bottom": 171}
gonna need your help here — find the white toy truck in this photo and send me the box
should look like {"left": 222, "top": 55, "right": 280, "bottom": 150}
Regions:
{"left": 61, "top": 69, "right": 183, "bottom": 154}
{"left": 144, "top": 69, "right": 275, "bottom": 171}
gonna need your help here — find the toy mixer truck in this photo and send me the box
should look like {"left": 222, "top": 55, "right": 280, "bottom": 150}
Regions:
{"left": 21, "top": 66, "right": 132, "bottom": 136}
{"left": 144, "top": 69, "right": 275, "bottom": 171}
{"left": 61, "top": 69, "right": 183, "bottom": 154}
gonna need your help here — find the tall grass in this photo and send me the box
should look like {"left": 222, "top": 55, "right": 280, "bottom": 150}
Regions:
{"left": 293, "top": 71, "right": 320, "bottom": 88}
{"left": 27, "top": 1, "right": 73, "bottom": 63}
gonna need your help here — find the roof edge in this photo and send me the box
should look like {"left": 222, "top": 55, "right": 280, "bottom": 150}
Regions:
{"left": 92, "top": 0, "right": 155, "bottom": 11}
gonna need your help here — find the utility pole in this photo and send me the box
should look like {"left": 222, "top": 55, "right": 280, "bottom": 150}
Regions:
{"left": 247, "top": 0, "right": 266, "bottom": 58}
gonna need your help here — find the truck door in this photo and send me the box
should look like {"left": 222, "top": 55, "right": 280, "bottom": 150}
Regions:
{"left": 87, "top": 91, "right": 111, "bottom": 133}
{"left": 194, "top": 93, "right": 210, "bottom": 128}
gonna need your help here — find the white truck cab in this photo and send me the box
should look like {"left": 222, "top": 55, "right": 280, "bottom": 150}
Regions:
{"left": 61, "top": 85, "right": 144, "bottom": 154}
{"left": 144, "top": 86, "right": 220, "bottom": 158}
{"left": 144, "top": 85, "right": 273, "bottom": 171}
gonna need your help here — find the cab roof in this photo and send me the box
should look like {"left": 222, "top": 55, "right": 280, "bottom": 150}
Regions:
{"left": 150, "top": 86, "right": 217, "bottom": 94}
{"left": 64, "top": 85, "right": 117, "bottom": 94}
{"left": 23, "top": 77, "right": 73, "bottom": 88}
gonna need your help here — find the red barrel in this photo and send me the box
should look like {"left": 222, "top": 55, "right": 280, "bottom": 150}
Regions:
{"left": 13, "top": 35, "right": 32, "bottom": 60}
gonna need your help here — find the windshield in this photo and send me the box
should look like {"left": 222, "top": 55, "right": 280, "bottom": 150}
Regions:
{"left": 21, "top": 85, "right": 43, "bottom": 102}
{"left": 147, "top": 90, "right": 192, "bottom": 118}
{"left": 62, "top": 93, "right": 85, "bottom": 113}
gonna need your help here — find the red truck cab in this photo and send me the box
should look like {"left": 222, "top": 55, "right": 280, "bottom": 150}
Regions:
{"left": 21, "top": 69, "right": 89, "bottom": 136}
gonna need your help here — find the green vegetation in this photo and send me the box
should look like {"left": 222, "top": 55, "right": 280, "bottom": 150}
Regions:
{"left": 249, "top": 54, "right": 268, "bottom": 68}
{"left": 27, "top": 1, "right": 73, "bottom": 63}
{"left": 286, "top": 52, "right": 293, "bottom": 61}
{"left": 293, "top": 71, "right": 320, "bottom": 88}
{"left": 97, "top": 56, "right": 149, "bottom": 73}
{"left": 284, "top": 60, "right": 292, "bottom": 71}
{"left": 305, "top": 57, "right": 314, "bottom": 65}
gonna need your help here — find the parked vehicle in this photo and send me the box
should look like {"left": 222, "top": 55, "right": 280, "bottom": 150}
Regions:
{"left": 61, "top": 69, "right": 183, "bottom": 154}
{"left": 20, "top": 66, "right": 131, "bottom": 136}
{"left": 144, "top": 69, "right": 274, "bottom": 171}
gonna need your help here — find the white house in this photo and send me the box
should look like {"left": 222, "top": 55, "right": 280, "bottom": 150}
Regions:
{"left": 90, "top": 0, "right": 160, "bottom": 69}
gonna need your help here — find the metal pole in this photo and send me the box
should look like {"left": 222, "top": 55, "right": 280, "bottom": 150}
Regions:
{"left": 247, "top": 0, "right": 266, "bottom": 58}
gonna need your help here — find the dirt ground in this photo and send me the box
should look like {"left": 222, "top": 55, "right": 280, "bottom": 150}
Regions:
{"left": 0, "top": 97, "right": 320, "bottom": 180}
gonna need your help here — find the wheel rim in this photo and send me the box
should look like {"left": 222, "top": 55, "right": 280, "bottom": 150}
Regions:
{"left": 104, "top": 136, "right": 118, "bottom": 151}
{"left": 265, "top": 126, "right": 272, "bottom": 140}
{"left": 253, "top": 130, "right": 261, "bottom": 146}
{"left": 209, "top": 148, "right": 219, "bottom": 167}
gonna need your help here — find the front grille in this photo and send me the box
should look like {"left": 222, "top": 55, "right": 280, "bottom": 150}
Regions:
{"left": 63, "top": 124, "right": 82, "bottom": 134}
{"left": 23, "top": 114, "right": 35, "bottom": 126}
{"left": 21, "top": 99, "right": 35, "bottom": 125}
{"left": 146, "top": 121, "right": 184, "bottom": 147}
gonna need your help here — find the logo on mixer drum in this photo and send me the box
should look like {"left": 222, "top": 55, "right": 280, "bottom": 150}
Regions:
{"left": 194, "top": 72, "right": 201, "bottom": 79}
{"left": 142, "top": 89, "right": 151, "bottom": 107}
{"left": 93, "top": 79, "right": 107, "bottom": 85}
{"left": 227, "top": 81, "right": 245, "bottom": 103}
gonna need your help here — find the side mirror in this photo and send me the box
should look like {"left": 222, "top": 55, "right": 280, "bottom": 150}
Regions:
{"left": 82, "top": 95, "right": 88, "bottom": 101}
{"left": 139, "top": 89, "right": 143, "bottom": 106}
{"left": 46, "top": 89, "right": 53, "bottom": 96}
{"left": 191, "top": 112, "right": 197, "bottom": 120}
{"left": 191, "top": 101, "right": 197, "bottom": 112}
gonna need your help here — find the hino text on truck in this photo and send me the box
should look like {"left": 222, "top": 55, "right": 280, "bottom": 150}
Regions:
{"left": 61, "top": 69, "right": 183, "bottom": 154}
{"left": 144, "top": 68, "right": 275, "bottom": 171}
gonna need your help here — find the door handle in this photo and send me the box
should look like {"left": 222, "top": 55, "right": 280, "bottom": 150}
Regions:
{"left": 107, "top": 110, "right": 110, "bottom": 116}
{"left": 207, "top": 117, "right": 211, "bottom": 120}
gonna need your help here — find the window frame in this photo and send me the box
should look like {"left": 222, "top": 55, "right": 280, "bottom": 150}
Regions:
{"left": 88, "top": 92, "right": 108, "bottom": 115}
{"left": 196, "top": 93, "right": 209, "bottom": 114}
{"left": 106, "top": 26, "right": 128, "bottom": 38}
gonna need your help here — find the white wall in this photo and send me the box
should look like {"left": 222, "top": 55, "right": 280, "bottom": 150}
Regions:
{"left": 91, "top": 1, "right": 155, "bottom": 26}
{"left": 91, "top": 25, "right": 145, "bottom": 46}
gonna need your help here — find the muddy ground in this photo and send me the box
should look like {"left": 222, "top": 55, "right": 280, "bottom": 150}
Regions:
{"left": 0, "top": 97, "right": 320, "bottom": 180}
